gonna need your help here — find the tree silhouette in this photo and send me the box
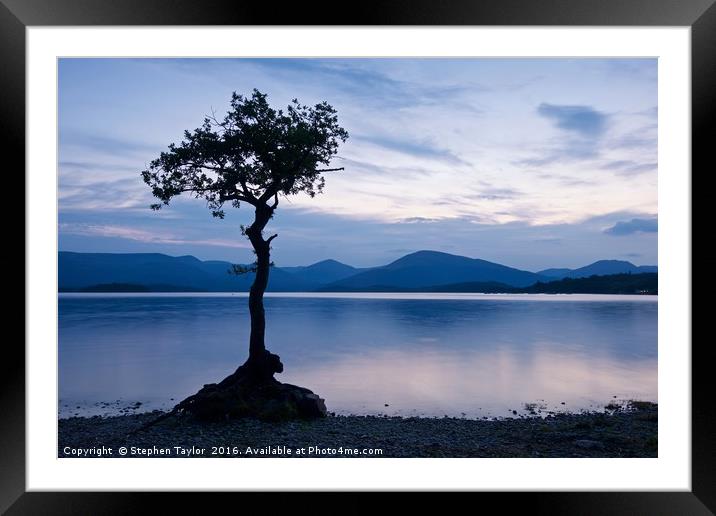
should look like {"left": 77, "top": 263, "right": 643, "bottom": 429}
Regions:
{"left": 141, "top": 89, "right": 348, "bottom": 421}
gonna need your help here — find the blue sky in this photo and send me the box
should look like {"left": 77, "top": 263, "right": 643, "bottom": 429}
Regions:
{"left": 58, "top": 58, "right": 657, "bottom": 270}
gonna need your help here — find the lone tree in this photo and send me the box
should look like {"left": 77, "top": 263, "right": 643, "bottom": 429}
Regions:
{"left": 141, "top": 89, "right": 348, "bottom": 421}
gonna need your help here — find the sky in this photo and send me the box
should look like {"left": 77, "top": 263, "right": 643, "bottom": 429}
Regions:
{"left": 58, "top": 58, "right": 657, "bottom": 271}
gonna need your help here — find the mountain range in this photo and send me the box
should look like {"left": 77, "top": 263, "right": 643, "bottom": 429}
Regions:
{"left": 538, "top": 260, "right": 657, "bottom": 279}
{"left": 58, "top": 250, "right": 657, "bottom": 293}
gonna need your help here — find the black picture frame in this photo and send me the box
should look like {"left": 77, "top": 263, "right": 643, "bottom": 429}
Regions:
{"left": 2, "top": 0, "right": 711, "bottom": 513}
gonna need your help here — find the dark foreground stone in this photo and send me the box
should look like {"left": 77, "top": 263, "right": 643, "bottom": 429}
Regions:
{"left": 58, "top": 402, "right": 657, "bottom": 458}
{"left": 174, "top": 379, "right": 327, "bottom": 422}
{"left": 162, "top": 351, "right": 326, "bottom": 422}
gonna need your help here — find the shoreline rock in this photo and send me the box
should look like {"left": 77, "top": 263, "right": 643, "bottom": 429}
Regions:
{"left": 58, "top": 401, "right": 657, "bottom": 458}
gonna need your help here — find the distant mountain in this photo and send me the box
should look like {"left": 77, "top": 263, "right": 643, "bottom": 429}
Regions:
{"left": 281, "top": 259, "right": 367, "bottom": 285}
{"left": 58, "top": 251, "right": 658, "bottom": 294}
{"left": 320, "top": 250, "right": 547, "bottom": 290}
{"left": 538, "top": 260, "right": 657, "bottom": 279}
{"left": 58, "top": 252, "right": 314, "bottom": 292}
{"left": 537, "top": 268, "right": 573, "bottom": 278}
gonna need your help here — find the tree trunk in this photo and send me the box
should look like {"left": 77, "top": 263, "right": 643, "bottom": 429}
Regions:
{"left": 136, "top": 201, "right": 327, "bottom": 426}
{"left": 243, "top": 203, "right": 282, "bottom": 379}
{"left": 248, "top": 234, "right": 270, "bottom": 359}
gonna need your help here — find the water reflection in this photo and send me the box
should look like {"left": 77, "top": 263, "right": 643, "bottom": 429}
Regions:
{"left": 58, "top": 293, "right": 657, "bottom": 418}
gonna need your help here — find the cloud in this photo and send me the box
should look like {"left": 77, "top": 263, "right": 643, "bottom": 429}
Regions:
{"left": 604, "top": 218, "right": 658, "bottom": 236}
{"left": 58, "top": 177, "right": 150, "bottom": 211}
{"left": 59, "top": 131, "right": 161, "bottom": 158}
{"left": 537, "top": 103, "right": 608, "bottom": 137}
{"left": 513, "top": 103, "right": 609, "bottom": 167}
{"left": 353, "top": 134, "right": 467, "bottom": 165}
{"left": 602, "top": 160, "right": 657, "bottom": 176}
{"left": 607, "top": 123, "right": 657, "bottom": 151}
{"left": 262, "top": 209, "right": 658, "bottom": 269}
{"left": 606, "top": 60, "right": 658, "bottom": 82}
{"left": 58, "top": 161, "right": 96, "bottom": 170}
{"left": 537, "top": 173, "right": 595, "bottom": 187}
{"left": 337, "top": 158, "right": 435, "bottom": 180}
{"left": 246, "top": 59, "right": 488, "bottom": 111}
{"left": 59, "top": 223, "right": 251, "bottom": 248}
{"left": 613, "top": 136, "right": 657, "bottom": 150}
{"left": 463, "top": 187, "right": 522, "bottom": 201}
{"left": 399, "top": 217, "right": 441, "bottom": 224}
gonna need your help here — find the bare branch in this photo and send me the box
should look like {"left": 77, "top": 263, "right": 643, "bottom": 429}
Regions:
{"left": 182, "top": 161, "right": 225, "bottom": 172}
{"left": 258, "top": 185, "right": 279, "bottom": 203}
{"left": 206, "top": 107, "right": 222, "bottom": 126}
{"left": 315, "top": 167, "right": 344, "bottom": 173}
{"left": 177, "top": 187, "right": 256, "bottom": 206}
{"left": 222, "top": 193, "right": 257, "bottom": 205}
{"left": 266, "top": 233, "right": 279, "bottom": 244}
{"left": 180, "top": 187, "right": 220, "bottom": 194}
{"left": 237, "top": 178, "right": 259, "bottom": 203}
{"left": 238, "top": 178, "right": 250, "bottom": 195}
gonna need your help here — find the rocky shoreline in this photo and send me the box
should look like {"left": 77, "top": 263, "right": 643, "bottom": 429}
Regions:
{"left": 58, "top": 401, "right": 657, "bottom": 458}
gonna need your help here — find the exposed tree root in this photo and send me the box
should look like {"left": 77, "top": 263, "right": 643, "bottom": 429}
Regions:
{"left": 132, "top": 351, "right": 326, "bottom": 434}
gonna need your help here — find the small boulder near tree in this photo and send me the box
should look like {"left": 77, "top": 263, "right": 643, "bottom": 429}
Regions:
{"left": 141, "top": 89, "right": 348, "bottom": 422}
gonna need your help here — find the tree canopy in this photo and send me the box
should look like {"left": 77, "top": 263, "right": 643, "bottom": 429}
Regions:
{"left": 142, "top": 89, "right": 349, "bottom": 218}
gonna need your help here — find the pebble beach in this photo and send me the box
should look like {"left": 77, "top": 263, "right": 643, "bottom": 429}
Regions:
{"left": 59, "top": 401, "right": 657, "bottom": 458}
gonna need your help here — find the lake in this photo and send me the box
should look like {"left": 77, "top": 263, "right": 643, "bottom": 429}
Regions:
{"left": 58, "top": 293, "right": 657, "bottom": 419}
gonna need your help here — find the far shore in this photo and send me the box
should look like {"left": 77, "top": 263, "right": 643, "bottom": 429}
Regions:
{"left": 59, "top": 401, "right": 657, "bottom": 458}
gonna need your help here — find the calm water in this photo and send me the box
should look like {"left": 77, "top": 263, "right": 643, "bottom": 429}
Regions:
{"left": 58, "top": 293, "right": 657, "bottom": 419}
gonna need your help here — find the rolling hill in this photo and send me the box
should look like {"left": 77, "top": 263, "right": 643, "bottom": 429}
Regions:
{"left": 280, "top": 259, "right": 367, "bottom": 285}
{"left": 538, "top": 260, "right": 658, "bottom": 279}
{"left": 59, "top": 251, "right": 658, "bottom": 293}
{"left": 319, "top": 250, "right": 547, "bottom": 290}
{"left": 58, "top": 252, "right": 314, "bottom": 292}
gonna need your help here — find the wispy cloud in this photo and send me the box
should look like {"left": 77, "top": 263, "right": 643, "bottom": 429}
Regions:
{"left": 246, "top": 59, "right": 488, "bottom": 111}
{"left": 602, "top": 160, "right": 657, "bottom": 176}
{"left": 59, "top": 223, "right": 251, "bottom": 248}
{"left": 353, "top": 134, "right": 468, "bottom": 165}
{"left": 537, "top": 173, "right": 595, "bottom": 187}
{"left": 399, "top": 217, "right": 442, "bottom": 224}
{"left": 463, "top": 187, "right": 522, "bottom": 201}
{"left": 59, "top": 131, "right": 161, "bottom": 158}
{"left": 604, "top": 218, "right": 658, "bottom": 236}
{"left": 58, "top": 178, "right": 150, "bottom": 211}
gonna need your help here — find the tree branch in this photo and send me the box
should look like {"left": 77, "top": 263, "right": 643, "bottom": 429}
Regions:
{"left": 315, "top": 167, "right": 344, "bottom": 173}
{"left": 266, "top": 233, "right": 279, "bottom": 244}
{"left": 182, "top": 162, "right": 225, "bottom": 172}
{"left": 177, "top": 187, "right": 256, "bottom": 206}
{"left": 221, "top": 192, "right": 257, "bottom": 205}
{"left": 238, "top": 178, "right": 251, "bottom": 196}
{"left": 180, "top": 187, "right": 220, "bottom": 194}
{"left": 259, "top": 185, "right": 279, "bottom": 203}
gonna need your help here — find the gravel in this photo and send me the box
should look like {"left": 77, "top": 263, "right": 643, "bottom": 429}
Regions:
{"left": 58, "top": 401, "right": 657, "bottom": 458}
